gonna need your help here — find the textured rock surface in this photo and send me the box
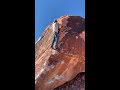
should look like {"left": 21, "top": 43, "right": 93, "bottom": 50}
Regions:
{"left": 35, "top": 15, "right": 85, "bottom": 90}
{"left": 54, "top": 72, "right": 85, "bottom": 90}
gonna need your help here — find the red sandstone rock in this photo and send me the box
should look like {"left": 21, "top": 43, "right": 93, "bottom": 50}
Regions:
{"left": 54, "top": 72, "right": 85, "bottom": 90}
{"left": 35, "top": 15, "right": 85, "bottom": 90}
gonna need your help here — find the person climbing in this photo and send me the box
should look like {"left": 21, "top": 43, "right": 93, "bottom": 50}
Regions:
{"left": 51, "top": 19, "right": 60, "bottom": 50}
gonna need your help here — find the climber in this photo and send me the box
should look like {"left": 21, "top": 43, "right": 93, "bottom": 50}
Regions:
{"left": 51, "top": 19, "right": 60, "bottom": 50}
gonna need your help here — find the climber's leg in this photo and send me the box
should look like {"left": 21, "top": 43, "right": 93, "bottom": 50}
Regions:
{"left": 51, "top": 33, "right": 55, "bottom": 49}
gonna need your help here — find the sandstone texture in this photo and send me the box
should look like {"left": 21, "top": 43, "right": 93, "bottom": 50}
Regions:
{"left": 35, "top": 15, "right": 85, "bottom": 90}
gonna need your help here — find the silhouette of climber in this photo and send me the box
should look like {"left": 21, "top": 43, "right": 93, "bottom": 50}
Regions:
{"left": 51, "top": 19, "right": 60, "bottom": 49}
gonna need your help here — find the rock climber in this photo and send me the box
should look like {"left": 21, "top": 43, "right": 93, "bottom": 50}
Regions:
{"left": 51, "top": 19, "right": 60, "bottom": 50}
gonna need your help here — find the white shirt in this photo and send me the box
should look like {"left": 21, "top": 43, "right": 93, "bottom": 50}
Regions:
{"left": 52, "top": 22, "right": 59, "bottom": 33}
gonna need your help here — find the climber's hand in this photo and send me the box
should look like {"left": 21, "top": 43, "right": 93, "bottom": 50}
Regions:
{"left": 58, "top": 29, "right": 60, "bottom": 34}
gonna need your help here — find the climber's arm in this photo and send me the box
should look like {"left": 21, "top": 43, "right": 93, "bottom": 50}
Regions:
{"left": 58, "top": 23, "right": 61, "bottom": 34}
{"left": 58, "top": 23, "right": 62, "bottom": 30}
{"left": 58, "top": 28, "right": 60, "bottom": 34}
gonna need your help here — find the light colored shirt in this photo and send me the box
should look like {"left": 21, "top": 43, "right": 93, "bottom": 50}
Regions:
{"left": 52, "top": 22, "right": 59, "bottom": 33}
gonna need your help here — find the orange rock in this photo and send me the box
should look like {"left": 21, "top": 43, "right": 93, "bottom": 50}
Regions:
{"left": 35, "top": 15, "right": 85, "bottom": 90}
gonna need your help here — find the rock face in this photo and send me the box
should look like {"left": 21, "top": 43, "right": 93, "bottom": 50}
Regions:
{"left": 35, "top": 15, "right": 85, "bottom": 90}
{"left": 54, "top": 72, "right": 85, "bottom": 90}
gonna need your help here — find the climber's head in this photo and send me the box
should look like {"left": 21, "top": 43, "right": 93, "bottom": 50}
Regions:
{"left": 54, "top": 19, "right": 57, "bottom": 23}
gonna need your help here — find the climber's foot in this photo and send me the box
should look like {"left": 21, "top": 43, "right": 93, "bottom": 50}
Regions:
{"left": 52, "top": 49, "right": 59, "bottom": 55}
{"left": 54, "top": 46, "right": 58, "bottom": 50}
{"left": 55, "top": 47, "right": 60, "bottom": 51}
{"left": 55, "top": 48, "right": 57, "bottom": 50}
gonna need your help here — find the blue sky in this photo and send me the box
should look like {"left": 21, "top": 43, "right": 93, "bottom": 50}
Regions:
{"left": 35, "top": 0, "right": 85, "bottom": 42}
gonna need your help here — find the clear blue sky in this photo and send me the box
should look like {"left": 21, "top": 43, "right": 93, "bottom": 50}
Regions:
{"left": 35, "top": 0, "right": 85, "bottom": 42}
